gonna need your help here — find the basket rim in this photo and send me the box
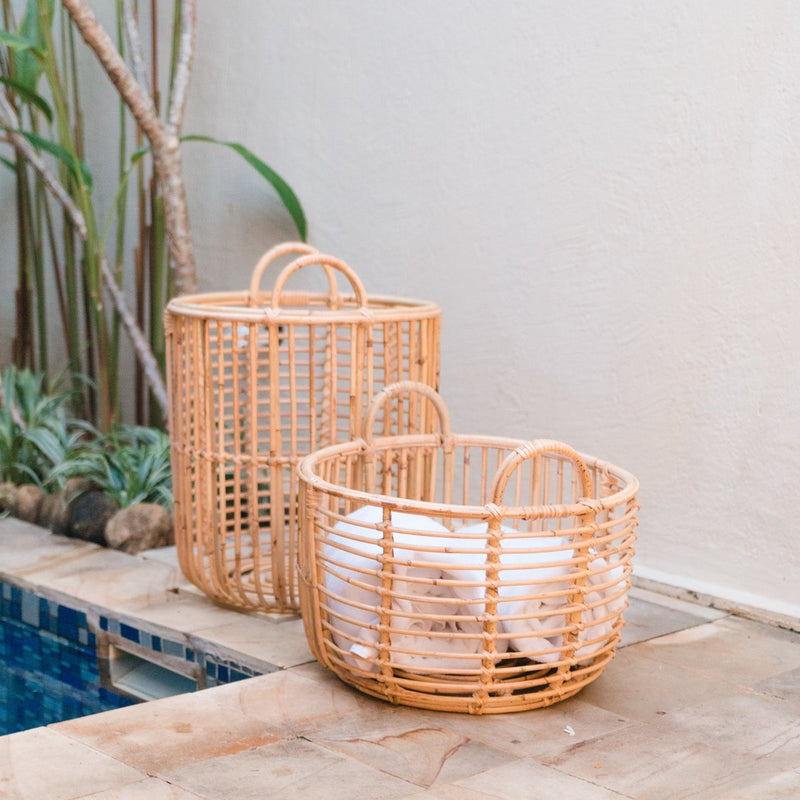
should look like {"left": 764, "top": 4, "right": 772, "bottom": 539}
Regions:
{"left": 297, "top": 432, "right": 639, "bottom": 520}
{"left": 165, "top": 289, "right": 441, "bottom": 323}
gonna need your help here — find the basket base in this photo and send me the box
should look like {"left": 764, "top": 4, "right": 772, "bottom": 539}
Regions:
{"left": 323, "top": 651, "right": 615, "bottom": 714}
{"left": 182, "top": 556, "right": 300, "bottom": 614}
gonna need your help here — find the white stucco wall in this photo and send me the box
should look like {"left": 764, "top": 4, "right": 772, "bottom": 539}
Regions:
{"left": 2, "top": 2, "right": 798, "bottom": 617}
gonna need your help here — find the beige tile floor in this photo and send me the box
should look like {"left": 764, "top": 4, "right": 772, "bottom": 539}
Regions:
{"left": 1, "top": 518, "right": 799, "bottom": 799}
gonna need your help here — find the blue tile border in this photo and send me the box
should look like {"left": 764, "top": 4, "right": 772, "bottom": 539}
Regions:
{"left": 0, "top": 578, "right": 264, "bottom": 735}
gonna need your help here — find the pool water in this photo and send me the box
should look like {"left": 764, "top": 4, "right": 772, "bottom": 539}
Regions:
{"left": 0, "top": 579, "right": 263, "bottom": 736}
{"left": 0, "top": 582, "right": 133, "bottom": 735}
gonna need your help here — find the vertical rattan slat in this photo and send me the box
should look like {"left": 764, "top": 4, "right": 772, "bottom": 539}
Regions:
{"left": 165, "top": 246, "right": 441, "bottom": 612}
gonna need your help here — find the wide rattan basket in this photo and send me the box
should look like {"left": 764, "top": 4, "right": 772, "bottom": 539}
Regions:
{"left": 165, "top": 245, "right": 441, "bottom": 612}
{"left": 297, "top": 382, "right": 639, "bottom": 713}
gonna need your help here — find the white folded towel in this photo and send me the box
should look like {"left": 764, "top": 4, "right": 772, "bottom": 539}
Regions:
{"left": 321, "top": 509, "right": 625, "bottom": 673}
{"left": 323, "top": 506, "right": 506, "bottom": 672}
{"left": 455, "top": 523, "right": 626, "bottom": 665}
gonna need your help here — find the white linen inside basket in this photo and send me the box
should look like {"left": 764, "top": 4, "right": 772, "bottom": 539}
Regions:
{"left": 456, "top": 522, "right": 627, "bottom": 664}
{"left": 322, "top": 509, "right": 626, "bottom": 672}
{"left": 323, "top": 506, "right": 507, "bottom": 672}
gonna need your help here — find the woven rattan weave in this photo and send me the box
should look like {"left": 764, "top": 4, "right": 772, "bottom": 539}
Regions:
{"left": 297, "top": 382, "right": 639, "bottom": 713}
{"left": 165, "top": 246, "right": 440, "bottom": 612}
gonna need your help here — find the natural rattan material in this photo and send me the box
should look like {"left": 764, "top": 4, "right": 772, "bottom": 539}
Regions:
{"left": 165, "top": 247, "right": 441, "bottom": 612}
{"left": 297, "top": 382, "right": 639, "bottom": 714}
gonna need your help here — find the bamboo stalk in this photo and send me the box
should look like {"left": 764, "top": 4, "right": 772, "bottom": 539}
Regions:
{"left": 61, "top": 0, "right": 198, "bottom": 296}
{"left": 0, "top": 87, "right": 168, "bottom": 418}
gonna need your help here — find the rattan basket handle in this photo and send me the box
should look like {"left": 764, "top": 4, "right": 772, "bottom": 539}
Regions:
{"left": 488, "top": 439, "right": 594, "bottom": 507}
{"left": 362, "top": 381, "right": 452, "bottom": 444}
{"left": 269, "top": 254, "right": 369, "bottom": 311}
{"left": 248, "top": 241, "right": 319, "bottom": 304}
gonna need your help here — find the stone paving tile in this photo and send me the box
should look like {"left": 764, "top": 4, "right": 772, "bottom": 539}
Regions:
{"left": 631, "top": 617, "right": 800, "bottom": 686}
{"left": 754, "top": 666, "right": 800, "bottom": 702}
{"left": 396, "top": 785, "right": 500, "bottom": 800}
{"left": 620, "top": 594, "right": 720, "bottom": 647}
{"left": 659, "top": 691, "right": 800, "bottom": 772}
{"left": 206, "top": 667, "right": 367, "bottom": 735}
{"left": 79, "top": 777, "right": 210, "bottom": 799}
{"left": 540, "top": 721, "right": 778, "bottom": 800}
{"left": 124, "top": 592, "right": 258, "bottom": 634}
{"left": 0, "top": 727, "right": 146, "bottom": 800}
{"left": 162, "top": 737, "right": 416, "bottom": 800}
{"left": 314, "top": 726, "right": 472, "bottom": 787}
{"left": 690, "top": 768, "right": 800, "bottom": 800}
{"left": 432, "top": 738, "right": 519, "bottom": 787}
{"left": 52, "top": 686, "right": 281, "bottom": 775}
{"left": 307, "top": 687, "right": 634, "bottom": 761}
{"left": 0, "top": 517, "right": 97, "bottom": 572}
{"left": 452, "top": 695, "right": 634, "bottom": 759}
{"left": 577, "top": 646, "right": 747, "bottom": 722}
{"left": 191, "top": 614, "right": 314, "bottom": 668}
{"left": 311, "top": 719, "right": 520, "bottom": 790}
{"left": 452, "top": 757, "right": 634, "bottom": 799}
{"left": 13, "top": 546, "right": 182, "bottom": 612}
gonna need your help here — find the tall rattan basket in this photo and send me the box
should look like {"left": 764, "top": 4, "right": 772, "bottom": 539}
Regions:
{"left": 297, "top": 382, "right": 639, "bottom": 713}
{"left": 165, "top": 245, "right": 441, "bottom": 612}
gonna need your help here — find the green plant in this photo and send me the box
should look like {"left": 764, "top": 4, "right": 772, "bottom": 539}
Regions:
{"left": 0, "top": 364, "right": 90, "bottom": 485}
{"left": 51, "top": 423, "right": 173, "bottom": 508}
{"left": 0, "top": 365, "right": 172, "bottom": 511}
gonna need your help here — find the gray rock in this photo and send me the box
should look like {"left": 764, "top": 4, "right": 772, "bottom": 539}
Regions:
{"left": 50, "top": 479, "right": 97, "bottom": 537}
{"left": 68, "top": 490, "right": 119, "bottom": 545}
{"left": 49, "top": 493, "right": 71, "bottom": 538}
{"left": 36, "top": 492, "right": 63, "bottom": 529}
{"left": 0, "top": 482, "right": 18, "bottom": 514}
{"left": 16, "top": 484, "right": 44, "bottom": 523}
{"left": 105, "top": 503, "right": 173, "bottom": 554}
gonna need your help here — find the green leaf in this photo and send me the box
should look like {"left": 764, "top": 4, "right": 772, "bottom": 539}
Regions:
{"left": 0, "top": 156, "right": 15, "bottom": 171}
{"left": 13, "top": 0, "right": 49, "bottom": 91}
{"left": 182, "top": 134, "right": 307, "bottom": 241}
{"left": 0, "top": 29, "right": 40, "bottom": 53}
{"left": 0, "top": 77, "right": 53, "bottom": 123}
{"left": 4, "top": 128, "right": 93, "bottom": 191}
{"left": 23, "top": 427, "right": 64, "bottom": 465}
{"left": 10, "top": 461, "right": 41, "bottom": 486}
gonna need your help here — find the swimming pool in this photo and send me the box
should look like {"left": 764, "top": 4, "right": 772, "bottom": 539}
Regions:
{"left": 0, "top": 578, "right": 263, "bottom": 735}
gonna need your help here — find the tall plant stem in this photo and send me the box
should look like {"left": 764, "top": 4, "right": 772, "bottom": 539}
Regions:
{"left": 61, "top": 0, "right": 198, "bottom": 296}
{"left": 0, "top": 91, "right": 168, "bottom": 417}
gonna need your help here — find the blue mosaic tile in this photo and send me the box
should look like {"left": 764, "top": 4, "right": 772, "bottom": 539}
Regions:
{"left": 21, "top": 590, "right": 39, "bottom": 627}
{"left": 120, "top": 623, "right": 140, "bottom": 644}
{"left": 151, "top": 635, "right": 162, "bottom": 652}
{"left": 57, "top": 606, "right": 81, "bottom": 640}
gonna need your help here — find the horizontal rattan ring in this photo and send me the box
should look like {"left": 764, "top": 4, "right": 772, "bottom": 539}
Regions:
{"left": 297, "top": 436, "right": 638, "bottom": 521}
